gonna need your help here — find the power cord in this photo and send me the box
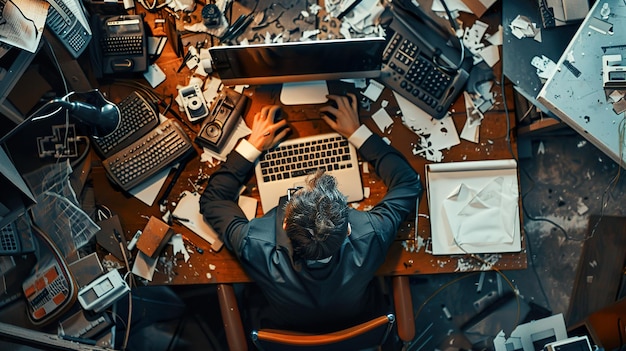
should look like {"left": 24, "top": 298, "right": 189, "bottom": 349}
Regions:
{"left": 432, "top": 0, "right": 466, "bottom": 75}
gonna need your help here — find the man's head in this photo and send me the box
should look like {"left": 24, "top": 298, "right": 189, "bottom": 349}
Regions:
{"left": 283, "top": 170, "right": 349, "bottom": 261}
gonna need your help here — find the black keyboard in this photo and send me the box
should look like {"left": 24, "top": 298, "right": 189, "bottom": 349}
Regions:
{"left": 46, "top": 0, "right": 92, "bottom": 58}
{"left": 102, "top": 36, "right": 144, "bottom": 56}
{"left": 0, "top": 221, "right": 19, "bottom": 255}
{"left": 102, "top": 119, "right": 194, "bottom": 191}
{"left": 0, "top": 215, "right": 36, "bottom": 256}
{"left": 93, "top": 91, "right": 159, "bottom": 158}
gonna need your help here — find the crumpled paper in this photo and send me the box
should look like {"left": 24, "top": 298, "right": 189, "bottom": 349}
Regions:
{"left": 443, "top": 177, "right": 518, "bottom": 247}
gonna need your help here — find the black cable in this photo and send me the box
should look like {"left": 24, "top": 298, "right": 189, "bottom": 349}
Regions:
{"left": 499, "top": 63, "right": 515, "bottom": 159}
{"left": 519, "top": 165, "right": 574, "bottom": 241}
{"left": 433, "top": 0, "right": 466, "bottom": 75}
{"left": 618, "top": 317, "right": 624, "bottom": 350}
{"left": 519, "top": 209, "right": 553, "bottom": 312}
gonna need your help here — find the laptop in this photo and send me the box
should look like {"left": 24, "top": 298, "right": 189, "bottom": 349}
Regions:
{"left": 255, "top": 133, "right": 364, "bottom": 213}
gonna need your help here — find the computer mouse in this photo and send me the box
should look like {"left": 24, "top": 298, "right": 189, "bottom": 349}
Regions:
{"left": 272, "top": 106, "right": 284, "bottom": 122}
{"left": 317, "top": 98, "right": 337, "bottom": 121}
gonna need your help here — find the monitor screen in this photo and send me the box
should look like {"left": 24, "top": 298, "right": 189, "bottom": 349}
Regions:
{"left": 209, "top": 37, "right": 386, "bottom": 86}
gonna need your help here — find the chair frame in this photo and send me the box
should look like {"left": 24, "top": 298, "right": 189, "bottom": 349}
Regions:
{"left": 250, "top": 313, "right": 395, "bottom": 350}
{"left": 217, "top": 276, "right": 415, "bottom": 351}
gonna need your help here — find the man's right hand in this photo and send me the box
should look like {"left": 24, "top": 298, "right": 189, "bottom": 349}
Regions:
{"left": 247, "top": 105, "right": 290, "bottom": 152}
{"left": 320, "top": 93, "right": 361, "bottom": 138}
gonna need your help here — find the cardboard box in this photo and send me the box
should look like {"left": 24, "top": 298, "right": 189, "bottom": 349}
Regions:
{"left": 136, "top": 216, "right": 173, "bottom": 258}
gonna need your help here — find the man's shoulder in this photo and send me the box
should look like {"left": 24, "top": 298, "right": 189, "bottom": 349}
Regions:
{"left": 347, "top": 210, "right": 375, "bottom": 238}
{"left": 247, "top": 213, "right": 277, "bottom": 238}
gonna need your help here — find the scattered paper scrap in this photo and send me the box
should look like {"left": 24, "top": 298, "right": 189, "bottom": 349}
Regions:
{"left": 362, "top": 80, "right": 385, "bottom": 102}
{"left": 463, "top": 20, "right": 489, "bottom": 57}
{"left": 531, "top": 55, "right": 557, "bottom": 81}
{"left": 372, "top": 107, "right": 394, "bottom": 134}
{"left": 461, "top": 92, "right": 483, "bottom": 143}
{"left": 509, "top": 15, "right": 541, "bottom": 41}
{"left": 394, "top": 91, "right": 460, "bottom": 154}
{"left": 171, "top": 234, "right": 190, "bottom": 263}
{"left": 576, "top": 198, "right": 589, "bottom": 215}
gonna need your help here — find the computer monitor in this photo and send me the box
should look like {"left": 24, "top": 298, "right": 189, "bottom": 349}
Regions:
{"left": 209, "top": 37, "right": 386, "bottom": 105}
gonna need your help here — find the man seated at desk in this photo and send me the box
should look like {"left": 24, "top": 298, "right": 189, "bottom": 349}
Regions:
{"left": 199, "top": 94, "right": 422, "bottom": 331}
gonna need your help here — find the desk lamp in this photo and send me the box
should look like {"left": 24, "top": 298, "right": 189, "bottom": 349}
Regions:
{"left": 0, "top": 89, "right": 121, "bottom": 229}
{"left": 0, "top": 89, "right": 121, "bottom": 145}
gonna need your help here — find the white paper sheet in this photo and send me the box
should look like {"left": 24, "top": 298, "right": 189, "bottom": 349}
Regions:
{"left": 395, "top": 92, "right": 461, "bottom": 149}
{"left": 171, "top": 191, "right": 224, "bottom": 252}
{"left": 0, "top": 0, "right": 48, "bottom": 53}
{"left": 426, "top": 159, "right": 521, "bottom": 255}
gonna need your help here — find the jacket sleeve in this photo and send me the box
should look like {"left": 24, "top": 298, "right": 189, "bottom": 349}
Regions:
{"left": 199, "top": 151, "right": 254, "bottom": 253}
{"left": 359, "top": 134, "right": 422, "bottom": 244}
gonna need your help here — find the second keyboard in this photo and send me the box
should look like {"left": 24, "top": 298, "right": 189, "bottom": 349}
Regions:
{"left": 102, "top": 119, "right": 194, "bottom": 191}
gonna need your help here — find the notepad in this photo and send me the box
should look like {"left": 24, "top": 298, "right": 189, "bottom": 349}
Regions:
{"left": 426, "top": 159, "right": 521, "bottom": 255}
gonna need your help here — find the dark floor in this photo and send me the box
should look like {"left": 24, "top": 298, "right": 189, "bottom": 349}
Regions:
{"left": 405, "top": 129, "right": 626, "bottom": 350}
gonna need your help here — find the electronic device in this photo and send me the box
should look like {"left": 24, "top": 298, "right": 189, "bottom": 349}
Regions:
{"left": 91, "top": 14, "right": 148, "bottom": 76}
{"left": 45, "top": 0, "right": 92, "bottom": 58}
{"left": 22, "top": 261, "right": 76, "bottom": 325}
{"left": 179, "top": 84, "right": 209, "bottom": 122}
{"left": 379, "top": 0, "right": 472, "bottom": 119}
{"left": 538, "top": 0, "right": 590, "bottom": 29}
{"left": 59, "top": 309, "right": 113, "bottom": 342}
{"left": 77, "top": 269, "right": 129, "bottom": 313}
{"left": 602, "top": 54, "right": 626, "bottom": 89}
{"left": 195, "top": 87, "right": 248, "bottom": 153}
{"left": 254, "top": 133, "right": 363, "bottom": 212}
{"left": 202, "top": 4, "right": 222, "bottom": 28}
{"left": 0, "top": 213, "right": 35, "bottom": 256}
{"left": 92, "top": 91, "right": 159, "bottom": 158}
{"left": 209, "top": 37, "right": 386, "bottom": 105}
{"left": 543, "top": 335, "right": 592, "bottom": 351}
{"left": 102, "top": 119, "right": 194, "bottom": 191}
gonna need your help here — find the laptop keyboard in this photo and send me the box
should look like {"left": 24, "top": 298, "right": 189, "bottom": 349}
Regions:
{"left": 259, "top": 134, "right": 355, "bottom": 183}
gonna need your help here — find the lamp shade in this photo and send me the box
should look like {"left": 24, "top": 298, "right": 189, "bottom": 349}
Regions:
{"left": 56, "top": 89, "right": 121, "bottom": 138}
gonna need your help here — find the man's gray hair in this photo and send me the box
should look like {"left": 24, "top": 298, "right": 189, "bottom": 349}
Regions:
{"left": 284, "top": 169, "right": 349, "bottom": 261}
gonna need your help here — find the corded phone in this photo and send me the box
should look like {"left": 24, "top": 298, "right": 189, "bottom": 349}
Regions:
{"left": 379, "top": 0, "right": 472, "bottom": 119}
{"left": 90, "top": 14, "right": 148, "bottom": 76}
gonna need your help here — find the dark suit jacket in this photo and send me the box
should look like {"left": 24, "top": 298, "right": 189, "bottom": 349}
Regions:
{"left": 200, "top": 132, "right": 422, "bottom": 330}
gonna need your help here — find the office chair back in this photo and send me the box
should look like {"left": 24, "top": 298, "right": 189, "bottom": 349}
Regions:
{"left": 250, "top": 313, "right": 395, "bottom": 351}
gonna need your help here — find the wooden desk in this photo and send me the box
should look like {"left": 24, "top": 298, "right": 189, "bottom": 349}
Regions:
{"left": 88, "top": 4, "right": 526, "bottom": 348}
{"left": 87, "top": 0, "right": 527, "bottom": 287}
{"left": 92, "top": 56, "right": 526, "bottom": 286}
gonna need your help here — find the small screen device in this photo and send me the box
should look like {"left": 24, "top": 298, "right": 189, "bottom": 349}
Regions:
{"left": 543, "top": 336, "right": 593, "bottom": 351}
{"left": 180, "top": 84, "right": 209, "bottom": 122}
{"left": 78, "top": 269, "right": 130, "bottom": 313}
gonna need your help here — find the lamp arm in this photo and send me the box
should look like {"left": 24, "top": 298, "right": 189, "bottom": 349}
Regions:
{"left": 0, "top": 98, "right": 72, "bottom": 146}
{"left": 0, "top": 90, "right": 121, "bottom": 145}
